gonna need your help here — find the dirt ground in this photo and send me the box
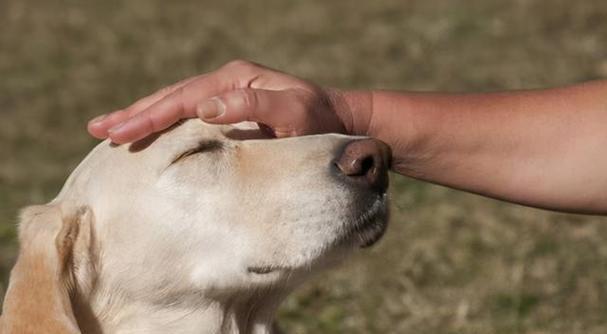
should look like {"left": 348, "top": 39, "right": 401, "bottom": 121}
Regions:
{"left": 1, "top": 0, "right": 607, "bottom": 333}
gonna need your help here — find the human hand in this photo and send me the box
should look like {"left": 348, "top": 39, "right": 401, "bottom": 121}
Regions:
{"left": 88, "top": 60, "right": 363, "bottom": 143}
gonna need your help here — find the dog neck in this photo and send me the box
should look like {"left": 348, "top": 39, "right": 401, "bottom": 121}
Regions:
{"left": 77, "top": 284, "right": 288, "bottom": 334}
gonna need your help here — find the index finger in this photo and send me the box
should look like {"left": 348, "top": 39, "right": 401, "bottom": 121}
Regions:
{"left": 106, "top": 72, "right": 235, "bottom": 144}
{"left": 87, "top": 76, "right": 200, "bottom": 139}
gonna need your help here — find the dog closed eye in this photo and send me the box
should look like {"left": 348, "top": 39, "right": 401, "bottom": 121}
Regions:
{"left": 170, "top": 140, "right": 224, "bottom": 164}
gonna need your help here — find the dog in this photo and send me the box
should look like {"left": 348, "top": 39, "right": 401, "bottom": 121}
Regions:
{"left": 0, "top": 120, "right": 391, "bottom": 334}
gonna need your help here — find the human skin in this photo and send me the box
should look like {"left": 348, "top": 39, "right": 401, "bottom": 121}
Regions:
{"left": 88, "top": 60, "right": 607, "bottom": 215}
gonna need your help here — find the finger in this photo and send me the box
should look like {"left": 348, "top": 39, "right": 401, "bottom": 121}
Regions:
{"left": 104, "top": 60, "right": 280, "bottom": 143}
{"left": 124, "top": 76, "right": 201, "bottom": 113}
{"left": 107, "top": 74, "right": 232, "bottom": 144}
{"left": 87, "top": 108, "right": 138, "bottom": 139}
{"left": 87, "top": 76, "right": 200, "bottom": 139}
{"left": 197, "top": 88, "right": 304, "bottom": 132}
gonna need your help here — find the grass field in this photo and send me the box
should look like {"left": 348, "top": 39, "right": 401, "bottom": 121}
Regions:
{"left": 2, "top": 0, "right": 607, "bottom": 333}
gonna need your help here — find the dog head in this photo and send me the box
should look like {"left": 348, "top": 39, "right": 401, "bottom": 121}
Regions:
{"left": 1, "top": 120, "right": 390, "bottom": 333}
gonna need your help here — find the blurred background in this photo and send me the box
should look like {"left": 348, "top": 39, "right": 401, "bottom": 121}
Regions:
{"left": 1, "top": 0, "right": 607, "bottom": 333}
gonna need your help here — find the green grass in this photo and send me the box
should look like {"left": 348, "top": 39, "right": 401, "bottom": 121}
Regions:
{"left": 1, "top": 0, "right": 607, "bottom": 333}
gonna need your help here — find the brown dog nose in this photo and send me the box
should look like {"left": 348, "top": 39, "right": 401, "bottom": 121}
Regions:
{"left": 335, "top": 138, "right": 392, "bottom": 193}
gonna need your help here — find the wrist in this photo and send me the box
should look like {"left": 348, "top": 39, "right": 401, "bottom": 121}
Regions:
{"left": 363, "top": 91, "right": 434, "bottom": 174}
{"left": 326, "top": 89, "right": 373, "bottom": 136}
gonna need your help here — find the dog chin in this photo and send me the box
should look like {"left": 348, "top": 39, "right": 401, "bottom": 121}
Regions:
{"left": 344, "top": 194, "right": 390, "bottom": 248}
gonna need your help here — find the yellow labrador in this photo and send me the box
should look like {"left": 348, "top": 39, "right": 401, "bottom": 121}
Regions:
{"left": 0, "top": 120, "right": 390, "bottom": 334}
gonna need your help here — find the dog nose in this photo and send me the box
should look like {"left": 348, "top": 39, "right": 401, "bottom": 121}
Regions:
{"left": 335, "top": 138, "right": 392, "bottom": 193}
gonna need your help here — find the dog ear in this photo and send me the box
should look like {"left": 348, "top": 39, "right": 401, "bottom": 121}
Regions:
{"left": 0, "top": 205, "right": 96, "bottom": 334}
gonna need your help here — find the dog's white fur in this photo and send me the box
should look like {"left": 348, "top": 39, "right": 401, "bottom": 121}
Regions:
{"left": 0, "top": 120, "right": 388, "bottom": 334}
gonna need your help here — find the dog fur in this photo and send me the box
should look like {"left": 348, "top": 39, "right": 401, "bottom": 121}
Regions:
{"left": 0, "top": 120, "right": 389, "bottom": 334}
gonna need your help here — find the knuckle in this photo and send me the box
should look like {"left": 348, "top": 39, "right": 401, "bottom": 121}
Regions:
{"left": 145, "top": 109, "right": 166, "bottom": 132}
{"left": 222, "top": 59, "right": 261, "bottom": 76}
{"left": 172, "top": 86, "right": 186, "bottom": 103}
{"left": 107, "top": 109, "right": 129, "bottom": 122}
{"left": 157, "top": 85, "right": 175, "bottom": 96}
{"left": 237, "top": 88, "right": 257, "bottom": 111}
{"left": 171, "top": 87, "right": 188, "bottom": 117}
{"left": 173, "top": 85, "right": 185, "bottom": 97}
{"left": 224, "top": 59, "right": 252, "bottom": 69}
{"left": 127, "top": 100, "right": 147, "bottom": 112}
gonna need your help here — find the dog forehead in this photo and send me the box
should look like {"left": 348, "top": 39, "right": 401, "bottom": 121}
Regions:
{"left": 158, "top": 119, "right": 225, "bottom": 144}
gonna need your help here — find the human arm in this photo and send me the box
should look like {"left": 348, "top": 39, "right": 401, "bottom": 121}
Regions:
{"left": 342, "top": 81, "right": 607, "bottom": 214}
{"left": 87, "top": 60, "right": 348, "bottom": 141}
{"left": 88, "top": 60, "right": 607, "bottom": 214}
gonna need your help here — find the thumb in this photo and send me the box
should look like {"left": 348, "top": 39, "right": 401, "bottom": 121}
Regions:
{"left": 196, "top": 88, "right": 299, "bottom": 127}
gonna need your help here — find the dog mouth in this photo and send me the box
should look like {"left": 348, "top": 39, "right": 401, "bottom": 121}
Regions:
{"left": 346, "top": 194, "right": 389, "bottom": 248}
{"left": 247, "top": 195, "right": 389, "bottom": 276}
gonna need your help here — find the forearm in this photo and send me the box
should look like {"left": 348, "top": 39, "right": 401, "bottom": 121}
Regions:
{"left": 342, "top": 81, "right": 607, "bottom": 214}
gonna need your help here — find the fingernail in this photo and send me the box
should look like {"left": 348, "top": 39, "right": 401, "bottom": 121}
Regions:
{"left": 196, "top": 97, "right": 225, "bottom": 119}
{"left": 90, "top": 114, "right": 108, "bottom": 124}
